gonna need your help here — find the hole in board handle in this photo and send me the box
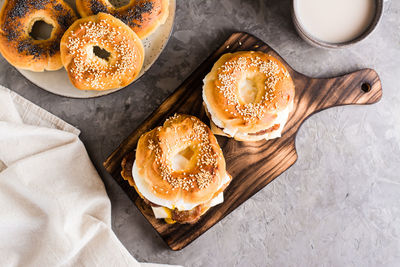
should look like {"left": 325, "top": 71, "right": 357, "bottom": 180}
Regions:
{"left": 361, "top": 83, "right": 371, "bottom": 93}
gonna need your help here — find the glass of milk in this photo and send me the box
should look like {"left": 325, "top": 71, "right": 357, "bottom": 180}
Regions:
{"left": 292, "top": 0, "right": 383, "bottom": 48}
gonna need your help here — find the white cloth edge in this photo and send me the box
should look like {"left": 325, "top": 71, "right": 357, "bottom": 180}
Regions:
{"left": 0, "top": 85, "right": 80, "bottom": 136}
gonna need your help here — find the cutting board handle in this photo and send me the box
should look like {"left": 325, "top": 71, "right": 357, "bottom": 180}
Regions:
{"left": 292, "top": 68, "right": 382, "bottom": 124}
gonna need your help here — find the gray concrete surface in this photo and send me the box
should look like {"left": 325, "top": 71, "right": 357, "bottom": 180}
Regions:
{"left": 1, "top": 0, "right": 399, "bottom": 266}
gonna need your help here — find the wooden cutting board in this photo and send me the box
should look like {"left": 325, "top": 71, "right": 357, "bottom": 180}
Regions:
{"left": 103, "top": 32, "right": 382, "bottom": 250}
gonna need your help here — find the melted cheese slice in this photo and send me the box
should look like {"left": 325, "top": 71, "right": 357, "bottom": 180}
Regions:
{"left": 132, "top": 161, "right": 230, "bottom": 211}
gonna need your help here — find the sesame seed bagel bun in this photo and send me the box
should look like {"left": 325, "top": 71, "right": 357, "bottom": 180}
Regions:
{"left": 60, "top": 12, "right": 144, "bottom": 91}
{"left": 76, "top": 0, "right": 169, "bottom": 39}
{"left": 0, "top": 0, "right": 77, "bottom": 72}
{"left": 121, "top": 114, "right": 231, "bottom": 224}
{"left": 203, "top": 51, "right": 295, "bottom": 142}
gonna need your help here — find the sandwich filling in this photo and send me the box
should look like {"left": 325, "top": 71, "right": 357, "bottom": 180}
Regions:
{"left": 203, "top": 95, "right": 293, "bottom": 141}
{"left": 132, "top": 160, "right": 230, "bottom": 220}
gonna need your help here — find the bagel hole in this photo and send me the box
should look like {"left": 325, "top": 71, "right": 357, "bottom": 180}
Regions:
{"left": 171, "top": 146, "right": 195, "bottom": 171}
{"left": 109, "top": 0, "right": 131, "bottom": 8}
{"left": 30, "top": 20, "right": 53, "bottom": 40}
{"left": 239, "top": 78, "right": 258, "bottom": 103}
{"left": 93, "top": 46, "right": 111, "bottom": 61}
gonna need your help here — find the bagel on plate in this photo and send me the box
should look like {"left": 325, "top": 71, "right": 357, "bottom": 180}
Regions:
{"left": 60, "top": 12, "right": 144, "bottom": 91}
{"left": 0, "top": 0, "right": 77, "bottom": 71}
{"left": 76, "top": 0, "right": 169, "bottom": 39}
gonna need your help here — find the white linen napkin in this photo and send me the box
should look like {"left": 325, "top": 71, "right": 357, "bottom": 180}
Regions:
{"left": 0, "top": 86, "right": 178, "bottom": 267}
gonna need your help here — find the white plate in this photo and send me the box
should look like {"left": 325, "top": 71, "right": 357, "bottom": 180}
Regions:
{"left": 0, "top": 0, "right": 175, "bottom": 98}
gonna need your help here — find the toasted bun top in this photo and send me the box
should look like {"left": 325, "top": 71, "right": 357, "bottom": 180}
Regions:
{"left": 203, "top": 51, "right": 295, "bottom": 135}
{"left": 133, "top": 114, "right": 230, "bottom": 210}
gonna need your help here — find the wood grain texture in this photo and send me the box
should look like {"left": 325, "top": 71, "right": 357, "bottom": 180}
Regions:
{"left": 103, "top": 32, "right": 382, "bottom": 250}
